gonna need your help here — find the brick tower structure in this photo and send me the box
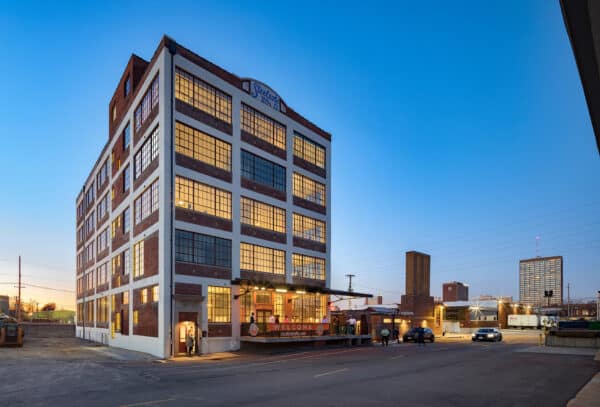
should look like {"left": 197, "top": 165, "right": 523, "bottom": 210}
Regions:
{"left": 400, "top": 251, "right": 434, "bottom": 327}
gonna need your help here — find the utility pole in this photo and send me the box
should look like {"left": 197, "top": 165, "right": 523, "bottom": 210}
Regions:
{"left": 567, "top": 283, "right": 571, "bottom": 318}
{"left": 345, "top": 274, "right": 355, "bottom": 310}
{"left": 17, "top": 255, "right": 21, "bottom": 323}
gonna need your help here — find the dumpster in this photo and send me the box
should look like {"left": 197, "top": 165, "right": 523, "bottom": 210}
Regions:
{"left": 0, "top": 313, "right": 24, "bottom": 347}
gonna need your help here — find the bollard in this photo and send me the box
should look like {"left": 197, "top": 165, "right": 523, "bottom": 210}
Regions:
{"left": 539, "top": 333, "right": 543, "bottom": 346}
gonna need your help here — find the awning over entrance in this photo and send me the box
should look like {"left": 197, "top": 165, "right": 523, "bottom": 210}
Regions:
{"left": 230, "top": 278, "right": 373, "bottom": 299}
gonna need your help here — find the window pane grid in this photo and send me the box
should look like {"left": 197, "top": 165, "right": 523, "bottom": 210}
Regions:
{"left": 293, "top": 134, "right": 326, "bottom": 169}
{"left": 293, "top": 213, "right": 325, "bottom": 243}
{"left": 292, "top": 253, "right": 325, "bottom": 280}
{"left": 175, "top": 68, "right": 232, "bottom": 124}
{"left": 293, "top": 173, "right": 326, "bottom": 206}
{"left": 175, "top": 122, "right": 231, "bottom": 171}
{"left": 241, "top": 104, "right": 286, "bottom": 150}
{"left": 175, "top": 176, "right": 231, "bottom": 220}
{"left": 240, "top": 243, "right": 285, "bottom": 275}
{"left": 240, "top": 197, "right": 286, "bottom": 233}
{"left": 241, "top": 150, "right": 286, "bottom": 192}
{"left": 175, "top": 229, "right": 232, "bottom": 267}
{"left": 208, "top": 286, "right": 231, "bottom": 323}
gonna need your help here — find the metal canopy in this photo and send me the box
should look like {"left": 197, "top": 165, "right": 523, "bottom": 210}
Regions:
{"left": 230, "top": 278, "right": 373, "bottom": 298}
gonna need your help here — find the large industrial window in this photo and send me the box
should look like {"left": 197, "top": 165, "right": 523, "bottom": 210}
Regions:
{"left": 241, "top": 103, "right": 286, "bottom": 150}
{"left": 240, "top": 197, "right": 286, "bottom": 233}
{"left": 293, "top": 213, "right": 325, "bottom": 243}
{"left": 134, "top": 75, "right": 159, "bottom": 131}
{"left": 175, "top": 229, "right": 231, "bottom": 267}
{"left": 175, "top": 68, "right": 232, "bottom": 124}
{"left": 293, "top": 133, "right": 325, "bottom": 169}
{"left": 175, "top": 176, "right": 231, "bottom": 219}
{"left": 134, "top": 179, "right": 159, "bottom": 225}
{"left": 133, "top": 240, "right": 144, "bottom": 278}
{"left": 292, "top": 253, "right": 326, "bottom": 280}
{"left": 208, "top": 286, "right": 231, "bottom": 323}
{"left": 240, "top": 243, "right": 285, "bottom": 275}
{"left": 241, "top": 150, "right": 286, "bottom": 192}
{"left": 175, "top": 121, "right": 231, "bottom": 171}
{"left": 134, "top": 127, "right": 159, "bottom": 179}
{"left": 293, "top": 173, "right": 326, "bottom": 206}
{"left": 97, "top": 297, "right": 109, "bottom": 324}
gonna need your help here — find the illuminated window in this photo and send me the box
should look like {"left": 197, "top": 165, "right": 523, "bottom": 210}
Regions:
{"left": 134, "top": 75, "right": 159, "bottom": 131}
{"left": 134, "top": 127, "right": 159, "bottom": 179}
{"left": 134, "top": 179, "right": 159, "bottom": 225}
{"left": 112, "top": 104, "right": 117, "bottom": 122}
{"left": 293, "top": 213, "right": 325, "bottom": 243}
{"left": 123, "top": 291, "right": 129, "bottom": 305}
{"left": 133, "top": 310, "right": 139, "bottom": 326}
{"left": 141, "top": 288, "right": 148, "bottom": 304}
{"left": 152, "top": 286, "right": 159, "bottom": 303}
{"left": 96, "top": 296, "right": 109, "bottom": 324}
{"left": 241, "top": 150, "right": 286, "bottom": 192}
{"left": 208, "top": 286, "right": 231, "bottom": 323}
{"left": 111, "top": 253, "right": 121, "bottom": 275}
{"left": 175, "top": 229, "right": 231, "bottom": 267}
{"left": 241, "top": 197, "right": 286, "bottom": 233}
{"left": 175, "top": 68, "right": 232, "bottom": 124}
{"left": 293, "top": 133, "right": 325, "bottom": 169}
{"left": 241, "top": 103, "right": 286, "bottom": 150}
{"left": 133, "top": 240, "right": 144, "bottom": 278}
{"left": 293, "top": 173, "right": 326, "bottom": 206}
{"left": 175, "top": 121, "right": 231, "bottom": 171}
{"left": 293, "top": 253, "right": 325, "bottom": 280}
{"left": 175, "top": 176, "right": 231, "bottom": 219}
{"left": 111, "top": 215, "right": 121, "bottom": 239}
{"left": 240, "top": 243, "right": 285, "bottom": 275}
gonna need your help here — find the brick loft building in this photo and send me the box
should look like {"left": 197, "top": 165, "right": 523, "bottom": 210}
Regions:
{"left": 75, "top": 36, "right": 333, "bottom": 358}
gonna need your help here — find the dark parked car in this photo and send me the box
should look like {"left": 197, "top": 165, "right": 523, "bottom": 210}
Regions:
{"left": 472, "top": 328, "right": 502, "bottom": 342}
{"left": 403, "top": 327, "right": 435, "bottom": 343}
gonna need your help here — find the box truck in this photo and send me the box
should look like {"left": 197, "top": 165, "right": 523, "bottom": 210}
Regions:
{"left": 507, "top": 314, "right": 539, "bottom": 329}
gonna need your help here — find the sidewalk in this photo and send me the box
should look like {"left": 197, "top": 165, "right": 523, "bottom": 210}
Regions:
{"left": 170, "top": 352, "right": 240, "bottom": 363}
{"left": 566, "top": 350, "right": 600, "bottom": 406}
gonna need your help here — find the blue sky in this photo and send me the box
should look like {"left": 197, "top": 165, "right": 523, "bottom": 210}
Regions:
{"left": 0, "top": 1, "right": 598, "bottom": 309}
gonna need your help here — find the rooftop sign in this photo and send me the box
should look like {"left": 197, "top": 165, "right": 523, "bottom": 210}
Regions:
{"left": 242, "top": 79, "right": 284, "bottom": 112}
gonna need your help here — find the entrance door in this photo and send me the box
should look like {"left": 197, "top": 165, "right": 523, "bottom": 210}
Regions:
{"left": 178, "top": 312, "right": 198, "bottom": 354}
{"left": 256, "top": 310, "right": 271, "bottom": 323}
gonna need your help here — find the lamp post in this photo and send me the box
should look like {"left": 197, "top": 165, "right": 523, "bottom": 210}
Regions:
{"left": 597, "top": 291, "right": 600, "bottom": 321}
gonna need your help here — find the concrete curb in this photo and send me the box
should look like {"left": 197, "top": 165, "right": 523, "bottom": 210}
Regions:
{"left": 567, "top": 372, "right": 600, "bottom": 407}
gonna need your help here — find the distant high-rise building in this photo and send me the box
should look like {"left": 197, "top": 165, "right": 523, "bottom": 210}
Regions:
{"left": 519, "top": 256, "right": 563, "bottom": 306}
{"left": 443, "top": 281, "right": 468, "bottom": 302}
{"left": 400, "top": 251, "right": 434, "bottom": 323}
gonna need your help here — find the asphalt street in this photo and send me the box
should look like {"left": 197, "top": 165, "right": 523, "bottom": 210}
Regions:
{"left": 0, "top": 334, "right": 597, "bottom": 407}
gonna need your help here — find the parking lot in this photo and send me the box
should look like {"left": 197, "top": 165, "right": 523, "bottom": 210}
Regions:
{"left": 0, "top": 332, "right": 597, "bottom": 406}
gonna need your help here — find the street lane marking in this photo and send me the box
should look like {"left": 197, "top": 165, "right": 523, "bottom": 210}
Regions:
{"left": 390, "top": 355, "right": 405, "bottom": 360}
{"left": 314, "top": 368, "right": 349, "bottom": 378}
{"left": 120, "top": 398, "right": 176, "bottom": 407}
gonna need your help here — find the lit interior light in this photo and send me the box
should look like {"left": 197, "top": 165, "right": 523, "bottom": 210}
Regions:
{"left": 275, "top": 288, "right": 287, "bottom": 293}
{"left": 296, "top": 290, "right": 306, "bottom": 294}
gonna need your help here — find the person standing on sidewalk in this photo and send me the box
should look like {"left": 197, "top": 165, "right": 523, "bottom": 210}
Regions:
{"left": 381, "top": 327, "right": 390, "bottom": 346}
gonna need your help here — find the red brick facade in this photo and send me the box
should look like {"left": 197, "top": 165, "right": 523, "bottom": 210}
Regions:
{"left": 175, "top": 262, "right": 231, "bottom": 280}
{"left": 133, "top": 285, "right": 158, "bottom": 337}
{"left": 175, "top": 208, "right": 233, "bottom": 232}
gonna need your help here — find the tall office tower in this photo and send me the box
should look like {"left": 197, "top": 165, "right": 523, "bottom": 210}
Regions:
{"left": 519, "top": 256, "right": 563, "bottom": 306}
